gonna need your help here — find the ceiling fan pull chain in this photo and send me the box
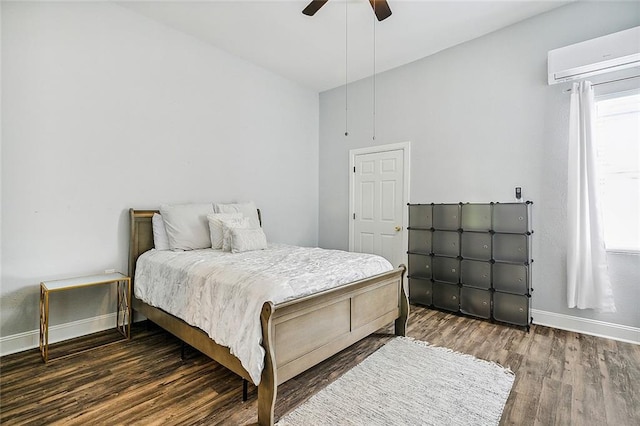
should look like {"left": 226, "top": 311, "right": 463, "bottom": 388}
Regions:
{"left": 345, "top": 0, "right": 349, "bottom": 137}
{"left": 372, "top": 2, "right": 376, "bottom": 142}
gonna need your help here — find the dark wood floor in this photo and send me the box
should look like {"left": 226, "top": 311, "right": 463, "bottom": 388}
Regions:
{"left": 1, "top": 306, "right": 638, "bottom": 425}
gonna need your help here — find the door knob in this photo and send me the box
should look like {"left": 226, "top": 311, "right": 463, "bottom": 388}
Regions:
{"left": 395, "top": 226, "right": 402, "bottom": 232}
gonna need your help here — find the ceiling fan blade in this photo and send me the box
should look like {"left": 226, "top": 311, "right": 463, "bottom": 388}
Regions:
{"left": 302, "top": 0, "right": 330, "bottom": 17}
{"left": 369, "top": 0, "right": 392, "bottom": 21}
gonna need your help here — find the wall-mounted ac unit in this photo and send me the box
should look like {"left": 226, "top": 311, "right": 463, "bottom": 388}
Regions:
{"left": 548, "top": 26, "right": 640, "bottom": 85}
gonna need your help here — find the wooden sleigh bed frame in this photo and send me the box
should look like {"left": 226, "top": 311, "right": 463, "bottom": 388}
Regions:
{"left": 128, "top": 209, "right": 408, "bottom": 425}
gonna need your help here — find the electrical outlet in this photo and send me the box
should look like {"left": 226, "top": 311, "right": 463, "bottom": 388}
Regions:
{"left": 105, "top": 268, "right": 116, "bottom": 274}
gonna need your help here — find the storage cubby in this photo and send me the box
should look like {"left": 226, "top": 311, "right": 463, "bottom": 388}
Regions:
{"left": 432, "top": 204, "right": 460, "bottom": 230}
{"left": 432, "top": 231, "right": 460, "bottom": 257}
{"left": 408, "top": 204, "right": 433, "bottom": 229}
{"left": 408, "top": 253, "right": 431, "bottom": 278}
{"left": 493, "top": 203, "right": 529, "bottom": 233}
{"left": 408, "top": 229, "right": 432, "bottom": 254}
{"left": 460, "top": 232, "right": 492, "bottom": 260}
{"left": 409, "top": 278, "right": 432, "bottom": 306}
{"left": 460, "top": 259, "right": 491, "bottom": 289}
{"left": 432, "top": 256, "right": 460, "bottom": 284}
{"left": 461, "top": 204, "right": 491, "bottom": 231}
{"left": 493, "top": 292, "right": 530, "bottom": 326}
{"left": 408, "top": 201, "right": 533, "bottom": 330}
{"left": 493, "top": 233, "right": 529, "bottom": 263}
{"left": 432, "top": 281, "right": 460, "bottom": 312}
{"left": 460, "top": 287, "right": 491, "bottom": 319}
{"left": 492, "top": 262, "right": 528, "bottom": 294}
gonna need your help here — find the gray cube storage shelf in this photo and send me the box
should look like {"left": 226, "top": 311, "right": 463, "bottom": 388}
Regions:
{"left": 407, "top": 202, "right": 533, "bottom": 329}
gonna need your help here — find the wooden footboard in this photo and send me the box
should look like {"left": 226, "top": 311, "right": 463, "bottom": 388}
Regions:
{"left": 129, "top": 209, "right": 408, "bottom": 426}
{"left": 258, "top": 266, "right": 407, "bottom": 425}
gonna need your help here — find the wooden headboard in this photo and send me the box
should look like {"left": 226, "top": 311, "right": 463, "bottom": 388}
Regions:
{"left": 128, "top": 208, "right": 262, "bottom": 287}
{"left": 128, "top": 209, "right": 157, "bottom": 283}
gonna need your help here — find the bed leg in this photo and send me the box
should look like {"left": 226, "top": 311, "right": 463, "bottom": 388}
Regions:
{"left": 242, "top": 379, "right": 248, "bottom": 402}
{"left": 258, "top": 302, "right": 277, "bottom": 426}
{"left": 394, "top": 265, "right": 409, "bottom": 337}
{"left": 181, "top": 341, "right": 186, "bottom": 360}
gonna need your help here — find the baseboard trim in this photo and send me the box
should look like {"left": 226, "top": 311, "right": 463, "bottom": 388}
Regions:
{"left": 3, "top": 309, "right": 635, "bottom": 356}
{"left": 0, "top": 313, "right": 118, "bottom": 357}
{"left": 531, "top": 309, "right": 639, "bottom": 345}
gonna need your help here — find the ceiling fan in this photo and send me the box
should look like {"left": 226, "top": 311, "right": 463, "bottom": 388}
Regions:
{"left": 302, "top": 0, "right": 392, "bottom": 22}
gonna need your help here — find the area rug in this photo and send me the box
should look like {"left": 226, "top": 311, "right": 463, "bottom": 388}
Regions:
{"left": 277, "top": 337, "right": 514, "bottom": 425}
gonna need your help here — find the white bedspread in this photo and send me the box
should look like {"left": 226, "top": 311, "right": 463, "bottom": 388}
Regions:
{"left": 134, "top": 244, "right": 393, "bottom": 385}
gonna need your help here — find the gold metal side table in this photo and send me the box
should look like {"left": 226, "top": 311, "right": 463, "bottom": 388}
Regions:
{"left": 39, "top": 272, "right": 131, "bottom": 363}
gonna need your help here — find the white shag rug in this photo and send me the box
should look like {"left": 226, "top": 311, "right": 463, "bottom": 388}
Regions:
{"left": 277, "top": 337, "right": 514, "bottom": 426}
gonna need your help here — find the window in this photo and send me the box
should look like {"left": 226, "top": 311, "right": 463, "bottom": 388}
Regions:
{"left": 595, "top": 91, "right": 640, "bottom": 252}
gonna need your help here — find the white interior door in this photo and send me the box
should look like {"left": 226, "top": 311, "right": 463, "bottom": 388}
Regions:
{"left": 352, "top": 148, "right": 405, "bottom": 267}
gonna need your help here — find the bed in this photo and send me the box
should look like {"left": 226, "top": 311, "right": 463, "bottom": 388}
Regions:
{"left": 128, "top": 208, "right": 408, "bottom": 425}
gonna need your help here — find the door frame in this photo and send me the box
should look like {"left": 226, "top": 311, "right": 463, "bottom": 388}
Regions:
{"left": 348, "top": 141, "right": 411, "bottom": 269}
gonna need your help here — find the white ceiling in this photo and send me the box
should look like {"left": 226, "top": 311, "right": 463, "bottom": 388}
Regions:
{"left": 116, "top": 0, "right": 572, "bottom": 92}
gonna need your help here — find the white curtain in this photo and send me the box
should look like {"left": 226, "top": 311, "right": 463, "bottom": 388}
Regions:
{"left": 566, "top": 81, "right": 615, "bottom": 312}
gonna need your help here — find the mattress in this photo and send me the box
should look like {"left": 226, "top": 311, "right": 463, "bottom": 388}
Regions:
{"left": 134, "top": 243, "right": 393, "bottom": 384}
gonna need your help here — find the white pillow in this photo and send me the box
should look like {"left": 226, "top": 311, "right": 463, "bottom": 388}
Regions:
{"left": 159, "top": 203, "right": 214, "bottom": 251}
{"left": 214, "top": 201, "right": 261, "bottom": 229}
{"left": 220, "top": 217, "right": 251, "bottom": 252}
{"left": 230, "top": 228, "right": 268, "bottom": 253}
{"left": 152, "top": 213, "right": 171, "bottom": 251}
{"left": 207, "top": 212, "right": 243, "bottom": 249}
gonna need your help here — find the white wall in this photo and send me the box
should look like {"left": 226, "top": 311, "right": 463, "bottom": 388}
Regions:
{"left": 1, "top": 2, "right": 319, "bottom": 340}
{"left": 319, "top": 1, "right": 640, "bottom": 334}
